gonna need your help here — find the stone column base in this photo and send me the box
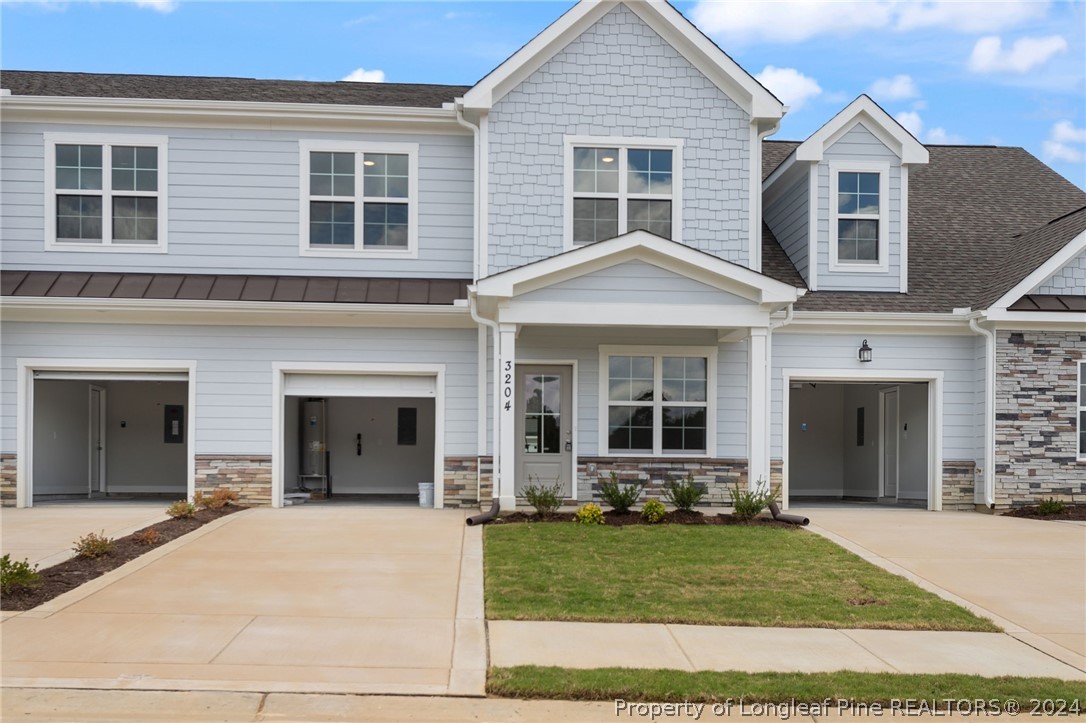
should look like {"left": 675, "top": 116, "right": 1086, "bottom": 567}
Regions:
{"left": 941, "top": 460, "right": 976, "bottom": 511}
{"left": 195, "top": 455, "right": 272, "bottom": 506}
{"left": 1, "top": 454, "right": 15, "bottom": 507}
{"left": 443, "top": 456, "right": 493, "bottom": 508}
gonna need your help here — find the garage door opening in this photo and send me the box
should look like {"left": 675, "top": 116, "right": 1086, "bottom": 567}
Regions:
{"left": 282, "top": 396, "right": 436, "bottom": 505}
{"left": 788, "top": 381, "right": 929, "bottom": 507}
{"left": 31, "top": 375, "right": 188, "bottom": 503}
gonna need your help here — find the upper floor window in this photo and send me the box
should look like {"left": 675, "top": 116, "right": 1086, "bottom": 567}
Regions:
{"left": 599, "top": 346, "right": 715, "bottom": 457}
{"left": 44, "top": 133, "right": 168, "bottom": 253}
{"left": 829, "top": 163, "right": 889, "bottom": 273}
{"left": 299, "top": 140, "right": 418, "bottom": 258}
{"left": 565, "top": 137, "right": 683, "bottom": 248}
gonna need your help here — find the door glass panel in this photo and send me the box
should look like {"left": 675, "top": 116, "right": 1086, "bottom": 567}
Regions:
{"left": 524, "top": 373, "right": 561, "bottom": 454}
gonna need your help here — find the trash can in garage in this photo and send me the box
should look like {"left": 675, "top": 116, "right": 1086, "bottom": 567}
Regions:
{"left": 418, "top": 482, "right": 435, "bottom": 508}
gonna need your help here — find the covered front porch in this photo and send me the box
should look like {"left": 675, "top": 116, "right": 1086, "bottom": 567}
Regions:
{"left": 471, "top": 231, "right": 802, "bottom": 511}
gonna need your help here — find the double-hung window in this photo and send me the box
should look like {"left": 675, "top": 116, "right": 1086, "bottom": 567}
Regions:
{"left": 44, "top": 133, "right": 168, "bottom": 251}
{"left": 566, "top": 137, "right": 682, "bottom": 247}
{"left": 829, "top": 163, "right": 889, "bottom": 271}
{"left": 600, "top": 346, "right": 715, "bottom": 456}
{"left": 299, "top": 141, "right": 418, "bottom": 257}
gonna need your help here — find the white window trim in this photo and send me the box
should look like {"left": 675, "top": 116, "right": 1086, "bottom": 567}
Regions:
{"left": 1079, "top": 360, "right": 1085, "bottom": 461}
{"left": 298, "top": 139, "right": 419, "bottom": 259}
{"left": 597, "top": 344, "right": 717, "bottom": 458}
{"left": 828, "top": 160, "right": 889, "bottom": 273}
{"left": 43, "top": 132, "right": 169, "bottom": 254}
{"left": 563, "top": 135, "right": 684, "bottom": 251}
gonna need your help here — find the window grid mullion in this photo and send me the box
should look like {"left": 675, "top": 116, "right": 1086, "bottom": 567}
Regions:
{"left": 353, "top": 153, "right": 364, "bottom": 251}
{"left": 101, "top": 144, "right": 114, "bottom": 246}
{"left": 618, "top": 148, "right": 629, "bottom": 236}
{"left": 652, "top": 354, "right": 663, "bottom": 455}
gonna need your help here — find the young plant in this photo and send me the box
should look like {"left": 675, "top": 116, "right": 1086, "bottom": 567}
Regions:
{"left": 522, "top": 477, "right": 564, "bottom": 517}
{"left": 641, "top": 498, "right": 666, "bottom": 524}
{"left": 729, "top": 479, "right": 780, "bottom": 520}
{"left": 663, "top": 473, "right": 705, "bottom": 512}
{"left": 574, "top": 503, "right": 605, "bottom": 525}
{"left": 207, "top": 488, "right": 240, "bottom": 510}
{"left": 167, "top": 500, "right": 197, "bottom": 519}
{"left": 1037, "top": 497, "right": 1066, "bottom": 516}
{"left": 596, "top": 471, "right": 645, "bottom": 514}
{"left": 72, "top": 531, "right": 114, "bottom": 558}
{"left": 133, "top": 527, "right": 162, "bottom": 546}
{"left": 0, "top": 554, "right": 41, "bottom": 595}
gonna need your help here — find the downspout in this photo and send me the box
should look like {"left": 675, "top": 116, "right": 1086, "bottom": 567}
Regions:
{"left": 968, "top": 313, "right": 997, "bottom": 508}
{"left": 469, "top": 290, "right": 502, "bottom": 512}
{"left": 454, "top": 101, "right": 481, "bottom": 283}
{"left": 763, "top": 302, "right": 797, "bottom": 499}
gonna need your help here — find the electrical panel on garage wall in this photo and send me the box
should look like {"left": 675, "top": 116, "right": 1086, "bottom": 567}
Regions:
{"left": 397, "top": 407, "right": 417, "bottom": 446}
{"left": 164, "top": 404, "right": 185, "bottom": 444}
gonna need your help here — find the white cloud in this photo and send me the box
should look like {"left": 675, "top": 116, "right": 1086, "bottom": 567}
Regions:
{"left": 1043, "top": 120, "right": 1086, "bottom": 163}
{"left": 688, "top": 0, "right": 1047, "bottom": 43}
{"left": 895, "top": 111, "right": 923, "bottom": 136}
{"left": 894, "top": 1, "right": 1048, "bottom": 33}
{"left": 754, "top": 66, "right": 822, "bottom": 110}
{"left": 968, "top": 35, "right": 1068, "bottom": 74}
{"left": 131, "top": 0, "right": 178, "bottom": 12}
{"left": 869, "top": 74, "right": 919, "bottom": 101}
{"left": 925, "top": 127, "right": 965, "bottom": 144}
{"left": 341, "top": 67, "right": 386, "bottom": 83}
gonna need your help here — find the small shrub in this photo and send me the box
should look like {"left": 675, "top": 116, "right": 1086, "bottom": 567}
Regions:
{"left": 522, "top": 478, "right": 563, "bottom": 517}
{"left": 208, "top": 488, "right": 240, "bottom": 509}
{"left": 641, "top": 498, "right": 666, "bottom": 523}
{"left": 1037, "top": 497, "right": 1066, "bottom": 516}
{"left": 730, "top": 479, "right": 780, "bottom": 520}
{"left": 133, "top": 527, "right": 162, "bottom": 546}
{"left": 167, "top": 500, "right": 196, "bottom": 519}
{"left": 0, "top": 554, "right": 41, "bottom": 594}
{"left": 596, "top": 472, "right": 645, "bottom": 514}
{"left": 73, "top": 531, "right": 114, "bottom": 559}
{"left": 574, "top": 503, "right": 604, "bottom": 525}
{"left": 193, "top": 491, "right": 209, "bottom": 509}
{"left": 663, "top": 474, "right": 705, "bottom": 512}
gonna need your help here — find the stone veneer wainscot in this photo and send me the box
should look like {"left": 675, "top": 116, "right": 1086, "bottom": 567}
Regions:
{"left": 195, "top": 455, "right": 272, "bottom": 506}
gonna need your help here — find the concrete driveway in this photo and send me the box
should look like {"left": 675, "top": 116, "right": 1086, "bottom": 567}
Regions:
{"left": 1, "top": 505, "right": 485, "bottom": 696}
{"left": 795, "top": 506, "right": 1086, "bottom": 673}
{"left": 1, "top": 502, "right": 168, "bottom": 569}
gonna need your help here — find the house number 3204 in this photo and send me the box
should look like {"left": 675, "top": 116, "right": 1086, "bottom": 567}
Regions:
{"left": 503, "top": 361, "right": 513, "bottom": 411}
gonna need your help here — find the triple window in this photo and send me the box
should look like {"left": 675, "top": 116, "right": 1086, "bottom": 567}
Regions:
{"left": 601, "top": 347, "right": 715, "bottom": 456}
{"left": 829, "top": 163, "right": 889, "bottom": 271}
{"left": 45, "top": 134, "right": 167, "bottom": 251}
{"left": 299, "top": 141, "right": 418, "bottom": 257}
{"left": 566, "top": 137, "right": 682, "bottom": 247}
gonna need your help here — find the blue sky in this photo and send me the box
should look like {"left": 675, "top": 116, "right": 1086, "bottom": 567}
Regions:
{"left": 3, "top": 1, "right": 1084, "bottom": 188}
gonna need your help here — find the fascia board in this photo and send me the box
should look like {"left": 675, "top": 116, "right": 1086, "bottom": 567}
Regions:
{"left": 986, "top": 229, "right": 1086, "bottom": 311}
{"left": 795, "top": 96, "right": 928, "bottom": 164}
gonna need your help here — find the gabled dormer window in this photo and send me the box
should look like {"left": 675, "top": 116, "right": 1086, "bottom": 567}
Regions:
{"left": 829, "top": 162, "right": 889, "bottom": 272}
{"left": 564, "top": 136, "right": 683, "bottom": 248}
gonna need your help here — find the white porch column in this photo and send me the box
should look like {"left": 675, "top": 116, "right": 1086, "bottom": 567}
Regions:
{"left": 496, "top": 323, "right": 518, "bottom": 510}
{"left": 747, "top": 327, "right": 770, "bottom": 491}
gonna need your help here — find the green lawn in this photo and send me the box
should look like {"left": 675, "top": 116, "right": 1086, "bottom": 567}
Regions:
{"left": 484, "top": 524, "right": 997, "bottom": 631}
{"left": 489, "top": 666, "right": 1086, "bottom": 706}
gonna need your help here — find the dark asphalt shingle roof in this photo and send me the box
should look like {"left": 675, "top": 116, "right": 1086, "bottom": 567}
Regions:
{"left": 0, "top": 271, "right": 470, "bottom": 305}
{"left": 0, "top": 70, "right": 469, "bottom": 108}
{"left": 759, "top": 142, "right": 1086, "bottom": 312}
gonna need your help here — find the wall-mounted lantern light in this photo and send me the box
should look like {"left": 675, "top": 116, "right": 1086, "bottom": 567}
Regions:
{"left": 858, "top": 339, "right": 873, "bottom": 363}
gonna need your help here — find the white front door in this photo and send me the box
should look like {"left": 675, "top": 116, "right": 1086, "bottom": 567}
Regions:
{"left": 88, "top": 385, "right": 106, "bottom": 496}
{"left": 515, "top": 365, "right": 573, "bottom": 497}
{"left": 881, "top": 387, "right": 899, "bottom": 499}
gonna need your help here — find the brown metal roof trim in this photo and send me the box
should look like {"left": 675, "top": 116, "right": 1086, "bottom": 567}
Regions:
{"left": 1, "top": 271, "right": 470, "bottom": 306}
{"left": 1007, "top": 294, "right": 1086, "bottom": 312}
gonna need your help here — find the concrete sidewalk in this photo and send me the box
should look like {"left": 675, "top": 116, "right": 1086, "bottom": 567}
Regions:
{"left": 489, "top": 620, "right": 1085, "bottom": 680}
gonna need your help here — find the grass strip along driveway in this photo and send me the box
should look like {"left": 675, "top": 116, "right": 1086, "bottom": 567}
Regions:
{"left": 484, "top": 524, "right": 996, "bottom": 631}
{"left": 489, "top": 666, "right": 1085, "bottom": 707}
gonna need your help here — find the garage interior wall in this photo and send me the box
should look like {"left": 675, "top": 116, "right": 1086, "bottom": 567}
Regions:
{"left": 283, "top": 396, "right": 435, "bottom": 496}
{"left": 32, "top": 379, "right": 187, "bottom": 495}
{"left": 789, "top": 382, "right": 928, "bottom": 500}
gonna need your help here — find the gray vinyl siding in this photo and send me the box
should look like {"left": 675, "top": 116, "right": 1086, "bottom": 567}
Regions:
{"left": 517, "top": 261, "right": 756, "bottom": 305}
{"left": 0, "top": 123, "right": 473, "bottom": 278}
{"left": 0, "top": 322, "right": 478, "bottom": 456}
{"left": 514, "top": 327, "right": 748, "bottom": 457}
{"left": 487, "top": 3, "right": 751, "bottom": 275}
{"left": 816, "top": 124, "right": 903, "bottom": 291}
{"left": 1032, "top": 250, "right": 1086, "bottom": 295}
{"left": 762, "top": 170, "right": 810, "bottom": 284}
{"left": 770, "top": 332, "right": 980, "bottom": 460}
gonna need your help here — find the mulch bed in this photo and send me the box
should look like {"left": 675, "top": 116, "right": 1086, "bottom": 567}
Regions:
{"left": 2, "top": 505, "right": 245, "bottom": 611}
{"left": 1001, "top": 503, "right": 1086, "bottom": 522}
{"left": 492, "top": 509, "right": 800, "bottom": 529}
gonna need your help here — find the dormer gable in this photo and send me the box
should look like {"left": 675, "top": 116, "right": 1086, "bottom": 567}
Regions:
{"left": 794, "top": 95, "right": 928, "bottom": 165}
